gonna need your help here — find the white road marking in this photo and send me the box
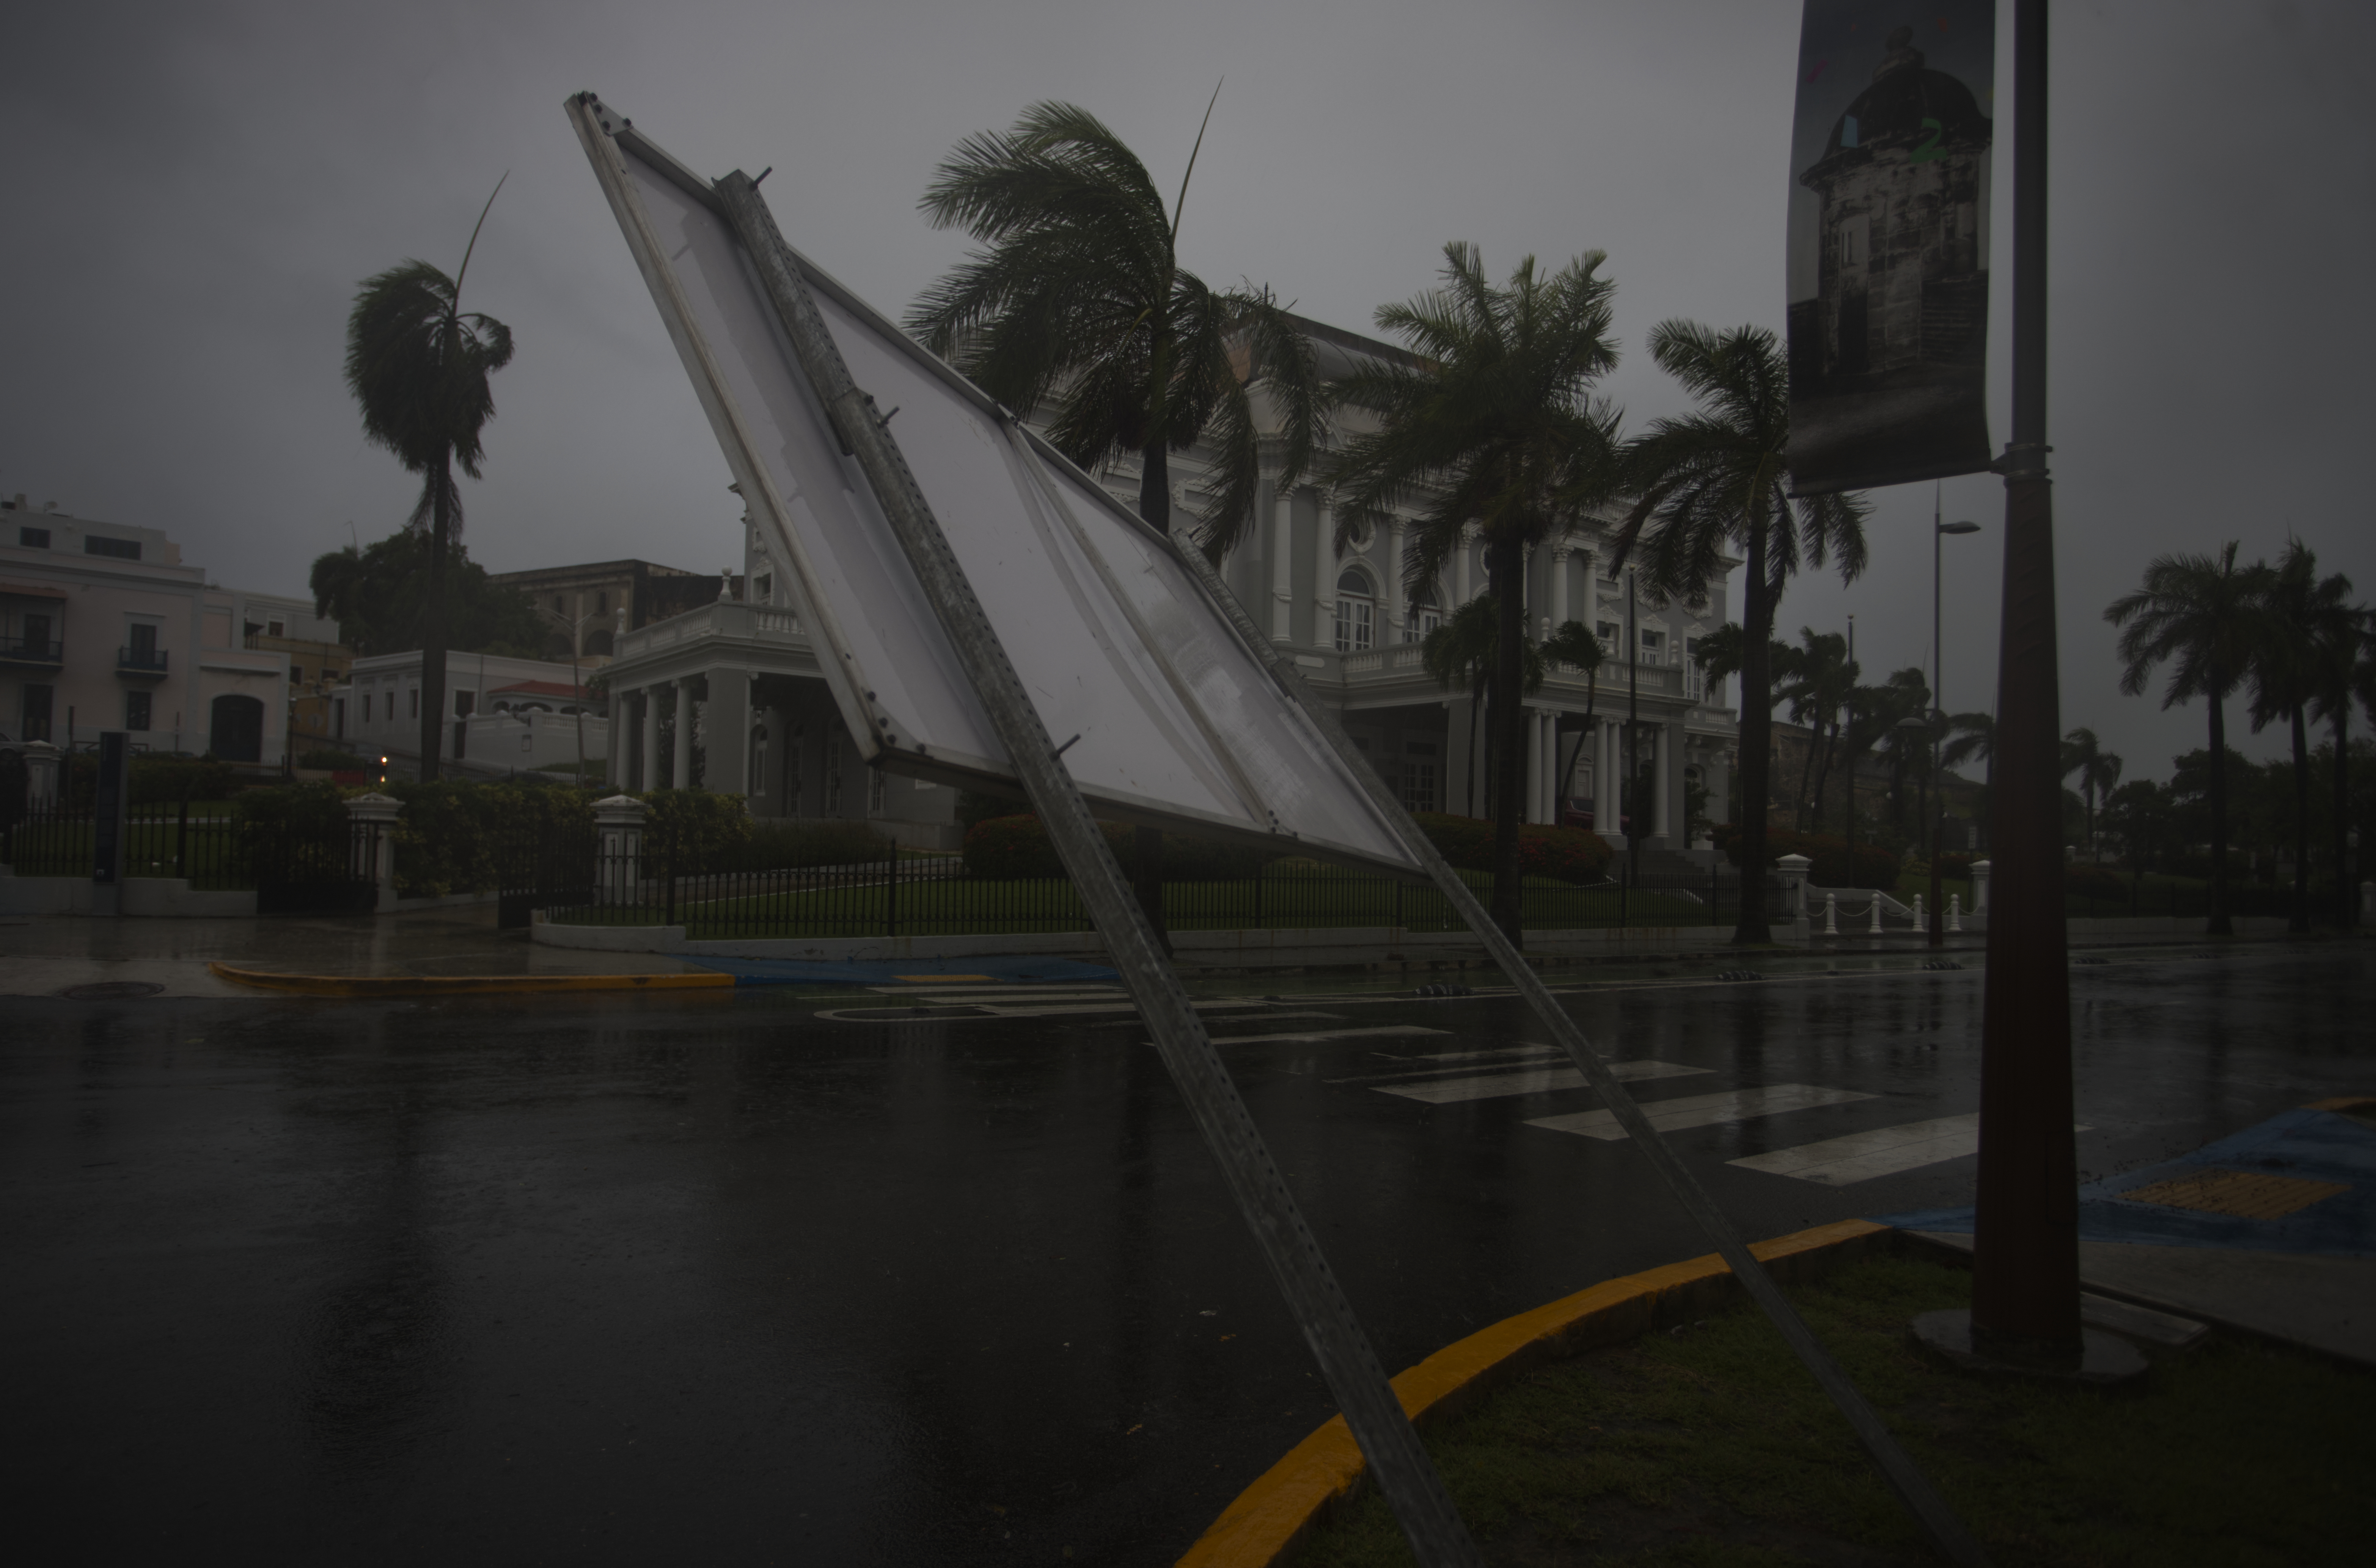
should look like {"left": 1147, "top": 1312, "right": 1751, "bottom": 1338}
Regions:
{"left": 1526, "top": 1083, "right": 1877, "bottom": 1141}
{"left": 1727, "top": 1115, "right": 2091, "bottom": 1185}
{"left": 1371, "top": 1059, "right": 1714, "bottom": 1103}
{"left": 1199, "top": 1025, "right": 1454, "bottom": 1047}
{"left": 1376, "top": 1045, "right": 1564, "bottom": 1064}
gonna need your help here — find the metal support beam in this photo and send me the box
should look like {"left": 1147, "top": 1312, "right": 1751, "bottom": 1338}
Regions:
{"left": 711, "top": 171, "right": 1482, "bottom": 1567}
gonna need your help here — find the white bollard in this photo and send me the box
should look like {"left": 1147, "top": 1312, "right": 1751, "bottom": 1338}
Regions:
{"left": 593, "top": 793, "right": 648, "bottom": 900}
{"left": 1868, "top": 894, "right": 1884, "bottom": 935}
{"left": 1948, "top": 893, "right": 1963, "bottom": 933}
{"left": 1912, "top": 893, "right": 1925, "bottom": 932}
{"left": 1824, "top": 892, "right": 1839, "bottom": 936}
{"left": 1970, "top": 859, "right": 1991, "bottom": 916}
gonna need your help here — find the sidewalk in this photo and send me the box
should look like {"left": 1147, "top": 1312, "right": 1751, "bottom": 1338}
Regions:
{"left": 1877, "top": 1097, "right": 2376, "bottom": 1367}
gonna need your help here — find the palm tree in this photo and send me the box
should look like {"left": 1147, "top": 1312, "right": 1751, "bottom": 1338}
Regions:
{"left": 2106, "top": 542, "right": 2271, "bottom": 936}
{"left": 2302, "top": 576, "right": 2368, "bottom": 927}
{"left": 1421, "top": 596, "right": 1546, "bottom": 817}
{"left": 1328, "top": 244, "right": 1624, "bottom": 941}
{"left": 1846, "top": 666, "right": 1929, "bottom": 835}
{"left": 1612, "top": 322, "right": 1869, "bottom": 944}
{"left": 1542, "top": 619, "right": 1604, "bottom": 815}
{"left": 907, "top": 99, "right": 1329, "bottom": 933}
{"left": 2059, "top": 727, "right": 2122, "bottom": 859}
{"left": 344, "top": 189, "right": 514, "bottom": 782}
{"left": 1775, "top": 628, "right": 1854, "bottom": 831}
{"left": 2249, "top": 542, "right": 2355, "bottom": 931}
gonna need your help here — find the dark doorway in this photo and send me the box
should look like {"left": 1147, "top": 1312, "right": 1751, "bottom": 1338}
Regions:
{"left": 210, "top": 695, "right": 264, "bottom": 762}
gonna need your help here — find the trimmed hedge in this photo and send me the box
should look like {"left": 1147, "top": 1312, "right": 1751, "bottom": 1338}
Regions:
{"left": 1408, "top": 812, "right": 1614, "bottom": 885}
{"left": 1713, "top": 823, "right": 1900, "bottom": 891}
{"left": 745, "top": 818, "right": 893, "bottom": 870}
{"left": 962, "top": 815, "right": 1276, "bottom": 881}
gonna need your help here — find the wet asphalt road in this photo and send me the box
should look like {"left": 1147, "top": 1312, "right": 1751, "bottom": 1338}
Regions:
{"left": 6, "top": 943, "right": 2371, "bottom": 1565}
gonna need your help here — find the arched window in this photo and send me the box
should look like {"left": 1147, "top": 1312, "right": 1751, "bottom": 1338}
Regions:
{"left": 1406, "top": 583, "right": 1441, "bottom": 643}
{"left": 1333, "top": 567, "right": 1375, "bottom": 652}
{"left": 209, "top": 694, "right": 264, "bottom": 762}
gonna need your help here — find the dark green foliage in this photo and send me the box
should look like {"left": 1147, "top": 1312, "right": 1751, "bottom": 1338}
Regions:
{"left": 308, "top": 531, "right": 546, "bottom": 657}
{"left": 743, "top": 818, "right": 894, "bottom": 871}
{"left": 638, "top": 788, "right": 754, "bottom": 872}
{"left": 1411, "top": 812, "right": 1612, "bottom": 885}
{"left": 961, "top": 814, "right": 1278, "bottom": 881}
{"left": 1711, "top": 824, "right": 1898, "bottom": 891}
{"left": 1293, "top": 1255, "right": 2368, "bottom": 1567}
{"left": 127, "top": 756, "right": 239, "bottom": 806}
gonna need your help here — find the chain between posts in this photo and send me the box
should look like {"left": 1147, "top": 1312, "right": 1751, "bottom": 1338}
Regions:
{"left": 708, "top": 170, "right": 1483, "bottom": 1567}
{"left": 1163, "top": 526, "right": 1991, "bottom": 1568}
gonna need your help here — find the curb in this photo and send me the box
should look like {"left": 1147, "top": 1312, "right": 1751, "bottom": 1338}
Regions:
{"left": 206, "top": 963, "right": 732, "bottom": 997}
{"left": 1175, "top": 1218, "right": 1893, "bottom": 1568}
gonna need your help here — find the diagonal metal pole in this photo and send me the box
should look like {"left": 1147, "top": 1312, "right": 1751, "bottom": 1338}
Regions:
{"left": 710, "top": 171, "right": 1482, "bottom": 1568}
{"left": 1162, "top": 515, "right": 1990, "bottom": 1568}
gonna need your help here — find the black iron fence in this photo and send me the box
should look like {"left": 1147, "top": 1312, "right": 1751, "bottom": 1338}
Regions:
{"left": 541, "top": 829, "right": 1766, "bottom": 940}
{"left": 2, "top": 806, "right": 382, "bottom": 913}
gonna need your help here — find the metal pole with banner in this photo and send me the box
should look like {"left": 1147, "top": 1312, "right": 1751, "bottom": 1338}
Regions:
{"left": 1787, "top": 2, "right": 1997, "bottom": 495}
{"left": 568, "top": 94, "right": 1983, "bottom": 1565}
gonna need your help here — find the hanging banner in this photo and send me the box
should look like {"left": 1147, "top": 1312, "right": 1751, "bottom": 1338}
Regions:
{"left": 1785, "top": 3, "right": 1996, "bottom": 495}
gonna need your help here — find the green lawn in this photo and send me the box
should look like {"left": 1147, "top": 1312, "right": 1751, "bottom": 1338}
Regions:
{"left": 1290, "top": 1254, "right": 2363, "bottom": 1567}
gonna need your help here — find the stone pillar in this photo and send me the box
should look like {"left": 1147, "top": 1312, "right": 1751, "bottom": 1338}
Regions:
{"left": 344, "top": 790, "right": 401, "bottom": 913}
{"left": 1775, "top": 853, "right": 1813, "bottom": 918}
{"left": 671, "top": 678, "right": 695, "bottom": 789}
{"left": 1970, "top": 859, "right": 1991, "bottom": 916}
{"left": 638, "top": 687, "right": 658, "bottom": 792}
{"left": 1384, "top": 515, "right": 1406, "bottom": 643}
{"left": 1269, "top": 481, "right": 1295, "bottom": 642}
{"left": 593, "top": 793, "right": 646, "bottom": 900}
{"left": 1312, "top": 496, "right": 1337, "bottom": 647}
{"left": 1593, "top": 719, "right": 1616, "bottom": 842}
{"left": 1453, "top": 530, "right": 1471, "bottom": 606}
{"left": 1652, "top": 722, "right": 1672, "bottom": 843}
{"left": 1549, "top": 545, "right": 1570, "bottom": 633}
{"left": 1524, "top": 710, "right": 1543, "bottom": 825}
{"left": 22, "top": 740, "right": 60, "bottom": 812}
{"left": 706, "top": 669, "right": 752, "bottom": 798}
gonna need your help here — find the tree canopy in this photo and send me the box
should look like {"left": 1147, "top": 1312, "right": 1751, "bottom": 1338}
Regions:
{"left": 310, "top": 531, "right": 545, "bottom": 659}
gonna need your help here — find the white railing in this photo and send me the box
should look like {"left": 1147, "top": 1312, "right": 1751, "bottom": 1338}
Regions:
{"left": 616, "top": 600, "right": 808, "bottom": 660}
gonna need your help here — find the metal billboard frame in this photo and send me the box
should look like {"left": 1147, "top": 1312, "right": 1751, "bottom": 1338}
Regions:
{"left": 564, "top": 93, "right": 1983, "bottom": 1568}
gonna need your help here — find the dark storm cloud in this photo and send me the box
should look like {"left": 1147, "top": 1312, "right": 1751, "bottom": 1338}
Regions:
{"left": 4, "top": 0, "right": 2368, "bottom": 777}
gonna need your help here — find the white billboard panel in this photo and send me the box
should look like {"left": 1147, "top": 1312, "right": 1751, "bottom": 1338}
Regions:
{"left": 571, "top": 100, "right": 1417, "bottom": 873}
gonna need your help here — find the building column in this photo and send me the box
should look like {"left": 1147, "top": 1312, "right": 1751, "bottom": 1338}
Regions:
{"left": 1453, "top": 528, "right": 1471, "bottom": 606}
{"left": 1312, "top": 496, "right": 1337, "bottom": 647}
{"left": 609, "top": 693, "right": 628, "bottom": 787}
{"left": 1704, "top": 748, "right": 1731, "bottom": 827}
{"left": 1269, "top": 481, "right": 1294, "bottom": 642}
{"left": 1525, "top": 710, "right": 1543, "bottom": 825}
{"left": 1595, "top": 718, "right": 1620, "bottom": 844}
{"left": 638, "top": 687, "right": 658, "bottom": 792}
{"left": 1549, "top": 545, "right": 1570, "bottom": 634}
{"left": 1384, "top": 515, "right": 1406, "bottom": 643}
{"left": 1653, "top": 721, "right": 1673, "bottom": 844}
{"left": 671, "top": 677, "right": 693, "bottom": 790}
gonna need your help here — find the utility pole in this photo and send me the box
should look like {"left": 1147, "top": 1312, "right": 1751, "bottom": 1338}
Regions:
{"left": 1933, "top": 493, "right": 1981, "bottom": 944}
{"left": 1844, "top": 615, "right": 1855, "bottom": 873}
{"left": 1966, "top": 0, "right": 2085, "bottom": 1363}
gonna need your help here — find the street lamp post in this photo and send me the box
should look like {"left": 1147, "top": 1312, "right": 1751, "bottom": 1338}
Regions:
{"left": 1932, "top": 508, "right": 1983, "bottom": 947}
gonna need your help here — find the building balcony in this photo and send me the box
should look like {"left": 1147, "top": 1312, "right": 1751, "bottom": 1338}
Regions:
{"left": 0, "top": 633, "right": 64, "bottom": 668}
{"left": 118, "top": 645, "right": 170, "bottom": 679}
{"left": 612, "top": 600, "right": 808, "bottom": 663}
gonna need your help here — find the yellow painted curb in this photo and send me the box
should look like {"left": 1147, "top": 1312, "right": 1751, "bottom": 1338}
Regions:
{"left": 1175, "top": 1218, "right": 1894, "bottom": 1568}
{"left": 207, "top": 962, "right": 733, "bottom": 997}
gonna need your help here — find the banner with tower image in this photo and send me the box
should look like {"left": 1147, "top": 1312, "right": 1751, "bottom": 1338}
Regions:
{"left": 1785, "top": 3, "right": 1996, "bottom": 494}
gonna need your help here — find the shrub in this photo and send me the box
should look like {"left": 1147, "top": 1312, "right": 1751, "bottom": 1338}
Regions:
{"left": 961, "top": 815, "right": 1277, "bottom": 881}
{"left": 2065, "top": 863, "right": 2128, "bottom": 900}
{"left": 1713, "top": 823, "right": 1899, "bottom": 891}
{"left": 1409, "top": 812, "right": 1614, "bottom": 885}
{"left": 1935, "top": 852, "right": 1976, "bottom": 881}
{"left": 745, "top": 818, "right": 893, "bottom": 870}
{"left": 297, "top": 747, "right": 362, "bottom": 771}
{"left": 639, "top": 788, "right": 753, "bottom": 873}
{"left": 130, "top": 755, "right": 239, "bottom": 806}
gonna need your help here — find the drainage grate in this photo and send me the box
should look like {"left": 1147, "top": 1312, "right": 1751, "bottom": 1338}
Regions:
{"left": 2073, "top": 955, "right": 2109, "bottom": 965}
{"left": 1411, "top": 983, "right": 1476, "bottom": 998}
{"left": 1920, "top": 960, "right": 1964, "bottom": 971}
{"left": 2120, "top": 1167, "right": 2348, "bottom": 1221}
{"left": 1716, "top": 969, "right": 1764, "bottom": 982}
{"left": 58, "top": 981, "right": 167, "bottom": 1001}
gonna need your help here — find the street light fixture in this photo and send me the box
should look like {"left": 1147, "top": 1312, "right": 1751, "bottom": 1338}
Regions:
{"left": 1930, "top": 512, "right": 1983, "bottom": 947}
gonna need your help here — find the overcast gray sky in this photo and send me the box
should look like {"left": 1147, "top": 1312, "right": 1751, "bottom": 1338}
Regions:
{"left": 7, "top": 0, "right": 2369, "bottom": 779}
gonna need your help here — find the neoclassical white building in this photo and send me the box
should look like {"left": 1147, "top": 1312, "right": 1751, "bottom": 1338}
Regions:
{"left": 598, "top": 314, "right": 1737, "bottom": 853}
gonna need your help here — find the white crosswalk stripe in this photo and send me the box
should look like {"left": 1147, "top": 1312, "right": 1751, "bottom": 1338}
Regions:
{"left": 1370, "top": 1059, "right": 1712, "bottom": 1104}
{"left": 1728, "top": 1114, "right": 2091, "bottom": 1185}
{"left": 1203, "top": 1025, "right": 1454, "bottom": 1047}
{"left": 1525, "top": 1083, "right": 1876, "bottom": 1141}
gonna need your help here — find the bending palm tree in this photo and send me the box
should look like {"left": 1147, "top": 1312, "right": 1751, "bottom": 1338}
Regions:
{"left": 1328, "top": 244, "right": 1624, "bottom": 941}
{"left": 1542, "top": 620, "right": 1604, "bottom": 819}
{"left": 344, "top": 188, "right": 513, "bottom": 782}
{"left": 2059, "top": 727, "right": 2121, "bottom": 859}
{"left": 2106, "top": 542, "right": 2270, "bottom": 936}
{"left": 2302, "top": 574, "right": 2368, "bottom": 927}
{"left": 1845, "top": 666, "right": 1929, "bottom": 837}
{"left": 2248, "top": 542, "right": 2352, "bottom": 931}
{"left": 1613, "top": 322, "right": 1869, "bottom": 944}
{"left": 1775, "top": 628, "right": 1854, "bottom": 832}
{"left": 908, "top": 99, "right": 1328, "bottom": 936}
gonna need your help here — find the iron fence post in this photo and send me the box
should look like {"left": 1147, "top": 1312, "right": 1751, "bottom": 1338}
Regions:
{"left": 886, "top": 836, "right": 899, "bottom": 938}
{"left": 665, "top": 820, "right": 678, "bottom": 929}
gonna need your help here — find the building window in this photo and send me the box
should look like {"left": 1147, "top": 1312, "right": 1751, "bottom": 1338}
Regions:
{"left": 85, "top": 535, "right": 140, "bottom": 560}
{"left": 126, "top": 690, "right": 152, "bottom": 731}
{"left": 18, "top": 526, "right": 49, "bottom": 548}
{"left": 1596, "top": 620, "right": 1619, "bottom": 653}
{"left": 595, "top": 590, "right": 608, "bottom": 614}
{"left": 1640, "top": 628, "right": 1664, "bottom": 660}
{"left": 267, "top": 618, "right": 286, "bottom": 638}
{"left": 867, "top": 766, "right": 887, "bottom": 815}
{"left": 824, "top": 733, "right": 843, "bottom": 814}
{"left": 784, "top": 725, "right": 803, "bottom": 815}
{"left": 289, "top": 666, "right": 304, "bottom": 683}
{"left": 1406, "top": 585, "right": 1441, "bottom": 643}
{"left": 753, "top": 574, "right": 772, "bottom": 604}
{"left": 1401, "top": 742, "right": 1438, "bottom": 814}
{"left": 1333, "top": 568, "right": 1375, "bottom": 652}
{"left": 22, "top": 684, "right": 53, "bottom": 742}
{"left": 335, "top": 698, "right": 346, "bottom": 738}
